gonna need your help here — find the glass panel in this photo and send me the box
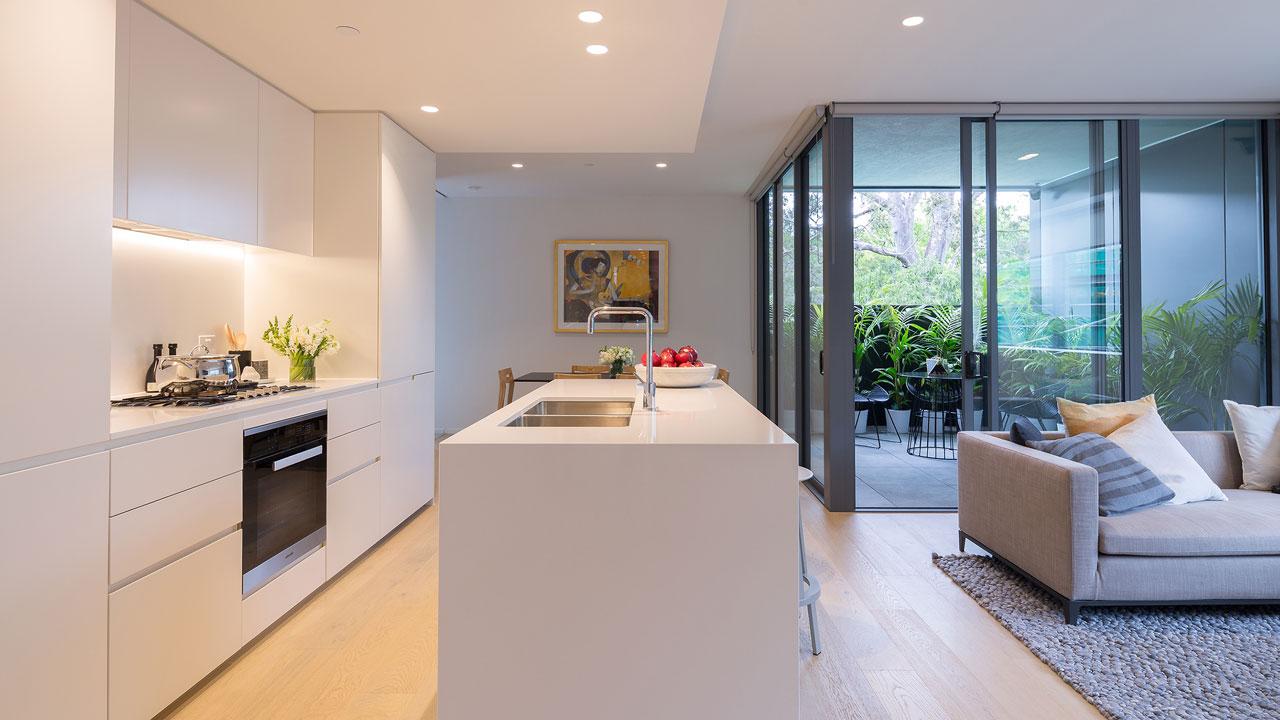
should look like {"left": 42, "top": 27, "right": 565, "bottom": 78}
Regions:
{"left": 969, "top": 120, "right": 989, "bottom": 430}
{"left": 763, "top": 189, "right": 777, "bottom": 419}
{"left": 995, "top": 120, "right": 1122, "bottom": 431}
{"left": 806, "top": 141, "right": 825, "bottom": 483}
{"left": 1139, "top": 119, "right": 1265, "bottom": 429}
{"left": 851, "top": 116, "right": 963, "bottom": 510}
{"left": 779, "top": 166, "right": 797, "bottom": 438}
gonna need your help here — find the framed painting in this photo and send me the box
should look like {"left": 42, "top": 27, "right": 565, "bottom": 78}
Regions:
{"left": 554, "top": 239, "right": 669, "bottom": 333}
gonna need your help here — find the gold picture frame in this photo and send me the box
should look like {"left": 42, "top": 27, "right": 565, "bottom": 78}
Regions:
{"left": 554, "top": 239, "right": 669, "bottom": 333}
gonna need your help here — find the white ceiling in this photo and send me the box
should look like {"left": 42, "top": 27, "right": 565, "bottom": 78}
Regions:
{"left": 145, "top": 0, "right": 1280, "bottom": 198}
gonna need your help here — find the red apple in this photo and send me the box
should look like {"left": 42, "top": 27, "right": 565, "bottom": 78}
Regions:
{"left": 678, "top": 345, "right": 699, "bottom": 362}
{"left": 659, "top": 348, "right": 676, "bottom": 366}
{"left": 679, "top": 361, "right": 694, "bottom": 367}
{"left": 674, "top": 350, "right": 692, "bottom": 365}
{"left": 693, "top": 360, "right": 704, "bottom": 367}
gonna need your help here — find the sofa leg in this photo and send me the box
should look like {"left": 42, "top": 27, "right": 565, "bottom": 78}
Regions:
{"left": 958, "top": 531, "right": 966, "bottom": 553}
{"left": 1064, "top": 601, "right": 1081, "bottom": 625}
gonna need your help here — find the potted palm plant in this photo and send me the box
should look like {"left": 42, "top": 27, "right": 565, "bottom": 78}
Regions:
{"left": 873, "top": 306, "right": 923, "bottom": 432}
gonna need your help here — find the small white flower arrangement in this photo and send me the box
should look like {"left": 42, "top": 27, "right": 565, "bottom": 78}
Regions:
{"left": 598, "top": 345, "right": 636, "bottom": 377}
{"left": 263, "top": 315, "right": 340, "bottom": 382}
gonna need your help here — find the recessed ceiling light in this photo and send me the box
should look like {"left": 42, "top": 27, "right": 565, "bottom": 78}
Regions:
{"left": 335, "top": 25, "right": 360, "bottom": 37}
{"left": 511, "top": 163, "right": 524, "bottom": 169}
{"left": 655, "top": 162, "right": 668, "bottom": 168}
{"left": 901, "top": 16, "right": 924, "bottom": 27}
{"left": 578, "top": 10, "right": 603, "bottom": 23}
{"left": 1017, "top": 152, "right": 1040, "bottom": 161}
{"left": 586, "top": 44, "right": 609, "bottom": 55}
{"left": 420, "top": 105, "right": 439, "bottom": 113}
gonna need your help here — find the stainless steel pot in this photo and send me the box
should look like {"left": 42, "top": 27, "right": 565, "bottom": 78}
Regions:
{"left": 158, "top": 353, "right": 240, "bottom": 388}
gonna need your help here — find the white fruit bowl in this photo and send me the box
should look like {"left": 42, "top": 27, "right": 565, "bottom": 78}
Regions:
{"left": 635, "top": 363, "right": 718, "bottom": 388}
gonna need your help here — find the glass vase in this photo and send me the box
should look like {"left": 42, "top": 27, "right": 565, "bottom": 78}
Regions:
{"left": 610, "top": 359, "right": 625, "bottom": 378}
{"left": 289, "top": 356, "right": 317, "bottom": 384}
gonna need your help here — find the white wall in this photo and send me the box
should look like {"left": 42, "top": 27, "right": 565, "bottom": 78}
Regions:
{"left": 436, "top": 195, "right": 753, "bottom": 431}
{"left": 111, "top": 229, "right": 246, "bottom": 395}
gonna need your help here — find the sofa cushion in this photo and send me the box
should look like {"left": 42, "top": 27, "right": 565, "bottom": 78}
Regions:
{"left": 1028, "top": 433, "right": 1173, "bottom": 516}
{"left": 1009, "top": 418, "right": 1044, "bottom": 447}
{"left": 1107, "top": 409, "right": 1227, "bottom": 504}
{"left": 1099, "top": 489, "right": 1280, "bottom": 557}
{"left": 1223, "top": 400, "right": 1280, "bottom": 491}
{"left": 1057, "top": 394, "right": 1157, "bottom": 437}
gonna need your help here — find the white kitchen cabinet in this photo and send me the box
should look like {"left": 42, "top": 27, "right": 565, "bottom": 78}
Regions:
{"left": 328, "top": 387, "right": 381, "bottom": 438}
{"left": 328, "top": 423, "right": 381, "bottom": 482}
{"left": 380, "top": 372, "right": 436, "bottom": 534}
{"left": 0, "top": 454, "right": 109, "bottom": 720}
{"left": 2, "top": 0, "right": 113, "bottom": 465}
{"left": 242, "top": 547, "right": 325, "bottom": 644}
{"left": 378, "top": 116, "right": 437, "bottom": 379}
{"left": 110, "top": 419, "right": 242, "bottom": 515}
{"left": 326, "top": 462, "right": 382, "bottom": 578}
{"left": 109, "top": 531, "right": 242, "bottom": 720}
{"left": 124, "top": 1, "right": 258, "bottom": 244}
{"left": 258, "top": 81, "right": 314, "bottom": 255}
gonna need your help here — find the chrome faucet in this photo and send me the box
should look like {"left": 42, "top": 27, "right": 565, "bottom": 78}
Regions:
{"left": 587, "top": 305, "right": 657, "bottom": 411}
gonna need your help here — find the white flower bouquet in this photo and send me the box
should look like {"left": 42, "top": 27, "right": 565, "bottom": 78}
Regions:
{"left": 598, "top": 345, "right": 636, "bottom": 377}
{"left": 263, "top": 315, "right": 341, "bottom": 383}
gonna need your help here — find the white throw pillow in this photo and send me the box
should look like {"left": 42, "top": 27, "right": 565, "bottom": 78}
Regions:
{"left": 1107, "top": 410, "right": 1227, "bottom": 504}
{"left": 1223, "top": 400, "right": 1280, "bottom": 491}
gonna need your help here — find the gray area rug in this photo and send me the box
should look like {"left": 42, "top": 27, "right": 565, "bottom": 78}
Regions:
{"left": 933, "top": 554, "right": 1280, "bottom": 720}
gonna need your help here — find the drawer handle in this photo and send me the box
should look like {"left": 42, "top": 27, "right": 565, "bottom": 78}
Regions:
{"left": 272, "top": 445, "right": 323, "bottom": 471}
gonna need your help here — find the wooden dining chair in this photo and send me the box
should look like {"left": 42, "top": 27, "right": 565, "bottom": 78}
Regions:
{"left": 497, "top": 368, "right": 515, "bottom": 409}
{"left": 716, "top": 367, "right": 730, "bottom": 383}
{"left": 571, "top": 364, "right": 610, "bottom": 374}
{"left": 554, "top": 372, "right": 606, "bottom": 379}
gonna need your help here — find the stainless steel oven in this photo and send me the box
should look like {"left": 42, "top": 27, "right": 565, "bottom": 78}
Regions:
{"left": 242, "top": 410, "right": 327, "bottom": 596}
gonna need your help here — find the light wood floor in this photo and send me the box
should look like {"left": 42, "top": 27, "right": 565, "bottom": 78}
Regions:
{"left": 164, "top": 491, "right": 1101, "bottom": 720}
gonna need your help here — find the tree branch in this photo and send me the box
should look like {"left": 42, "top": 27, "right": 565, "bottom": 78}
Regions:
{"left": 853, "top": 241, "right": 911, "bottom": 268}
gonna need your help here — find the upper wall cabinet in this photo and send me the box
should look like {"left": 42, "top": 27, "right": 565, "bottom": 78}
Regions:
{"left": 122, "top": 2, "right": 258, "bottom": 244}
{"left": 258, "top": 82, "right": 314, "bottom": 255}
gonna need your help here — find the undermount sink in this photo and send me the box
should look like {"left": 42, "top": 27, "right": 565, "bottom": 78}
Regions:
{"left": 505, "top": 398, "right": 635, "bottom": 428}
{"left": 507, "top": 414, "right": 632, "bottom": 428}
{"left": 523, "top": 400, "right": 635, "bottom": 416}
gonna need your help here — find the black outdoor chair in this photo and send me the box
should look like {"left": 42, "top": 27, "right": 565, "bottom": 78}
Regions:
{"left": 906, "top": 377, "right": 963, "bottom": 460}
{"left": 854, "top": 386, "right": 901, "bottom": 449}
{"left": 997, "top": 381, "right": 1069, "bottom": 430}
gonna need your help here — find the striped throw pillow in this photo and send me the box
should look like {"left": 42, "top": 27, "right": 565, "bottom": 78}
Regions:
{"left": 1028, "top": 433, "right": 1173, "bottom": 516}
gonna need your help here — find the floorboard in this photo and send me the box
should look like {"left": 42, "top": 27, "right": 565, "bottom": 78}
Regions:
{"left": 163, "top": 488, "right": 1101, "bottom": 720}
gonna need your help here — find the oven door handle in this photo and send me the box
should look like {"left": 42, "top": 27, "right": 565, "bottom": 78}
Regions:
{"left": 271, "top": 444, "right": 323, "bottom": 472}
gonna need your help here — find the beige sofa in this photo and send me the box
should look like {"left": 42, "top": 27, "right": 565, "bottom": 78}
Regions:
{"left": 957, "top": 430, "right": 1280, "bottom": 623}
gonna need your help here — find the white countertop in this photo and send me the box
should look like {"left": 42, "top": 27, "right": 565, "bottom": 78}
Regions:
{"left": 443, "top": 379, "right": 794, "bottom": 446}
{"left": 109, "top": 378, "right": 379, "bottom": 442}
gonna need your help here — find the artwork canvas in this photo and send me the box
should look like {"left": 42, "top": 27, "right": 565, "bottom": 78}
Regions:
{"left": 554, "top": 240, "right": 668, "bottom": 333}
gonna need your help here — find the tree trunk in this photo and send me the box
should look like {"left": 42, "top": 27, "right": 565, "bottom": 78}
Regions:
{"left": 926, "top": 194, "right": 959, "bottom": 261}
{"left": 884, "top": 192, "right": 919, "bottom": 266}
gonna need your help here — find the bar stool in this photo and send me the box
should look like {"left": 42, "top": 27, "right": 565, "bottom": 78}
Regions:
{"left": 798, "top": 467, "right": 822, "bottom": 656}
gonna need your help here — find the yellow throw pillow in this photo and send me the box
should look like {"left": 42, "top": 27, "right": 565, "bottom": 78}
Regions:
{"left": 1056, "top": 395, "right": 1157, "bottom": 437}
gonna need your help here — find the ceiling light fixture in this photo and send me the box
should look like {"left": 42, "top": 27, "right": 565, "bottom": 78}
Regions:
{"left": 1017, "top": 152, "right": 1040, "bottom": 161}
{"left": 578, "top": 10, "right": 603, "bottom": 23}
{"left": 901, "top": 16, "right": 924, "bottom": 27}
{"left": 655, "top": 162, "right": 668, "bottom": 168}
{"left": 511, "top": 163, "right": 524, "bottom": 169}
{"left": 335, "top": 25, "right": 360, "bottom": 36}
{"left": 420, "top": 105, "right": 439, "bottom": 113}
{"left": 586, "top": 44, "right": 609, "bottom": 55}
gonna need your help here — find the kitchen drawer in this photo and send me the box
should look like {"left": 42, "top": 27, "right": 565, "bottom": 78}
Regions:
{"left": 243, "top": 400, "right": 326, "bottom": 433}
{"left": 328, "top": 423, "right": 380, "bottom": 482}
{"left": 243, "top": 546, "right": 325, "bottom": 644}
{"left": 109, "top": 471, "right": 241, "bottom": 586}
{"left": 328, "top": 388, "right": 379, "bottom": 437}
{"left": 109, "top": 530, "right": 241, "bottom": 720}
{"left": 111, "top": 420, "right": 241, "bottom": 515}
{"left": 326, "top": 462, "right": 381, "bottom": 578}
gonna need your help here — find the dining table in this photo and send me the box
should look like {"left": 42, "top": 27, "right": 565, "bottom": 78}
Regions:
{"left": 514, "top": 371, "right": 557, "bottom": 384}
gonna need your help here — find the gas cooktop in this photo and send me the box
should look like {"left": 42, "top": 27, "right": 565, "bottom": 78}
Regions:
{"left": 111, "top": 384, "right": 312, "bottom": 408}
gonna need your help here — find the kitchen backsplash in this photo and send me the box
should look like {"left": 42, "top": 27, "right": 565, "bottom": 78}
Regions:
{"left": 110, "top": 228, "right": 246, "bottom": 395}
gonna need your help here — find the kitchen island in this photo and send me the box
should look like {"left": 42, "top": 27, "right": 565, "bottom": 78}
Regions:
{"left": 438, "top": 378, "right": 797, "bottom": 720}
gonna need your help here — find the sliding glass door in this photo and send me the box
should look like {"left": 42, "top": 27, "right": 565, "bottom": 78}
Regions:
{"left": 756, "top": 110, "right": 1276, "bottom": 512}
